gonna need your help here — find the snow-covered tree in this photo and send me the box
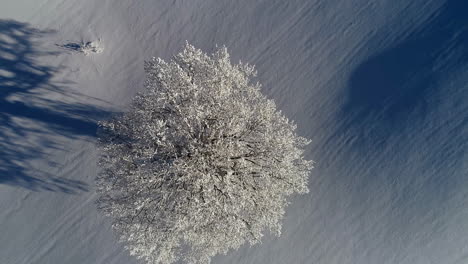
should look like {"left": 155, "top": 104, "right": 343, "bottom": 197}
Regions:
{"left": 96, "top": 43, "right": 313, "bottom": 264}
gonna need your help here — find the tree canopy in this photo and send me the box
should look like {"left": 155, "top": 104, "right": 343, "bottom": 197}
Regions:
{"left": 96, "top": 44, "right": 313, "bottom": 264}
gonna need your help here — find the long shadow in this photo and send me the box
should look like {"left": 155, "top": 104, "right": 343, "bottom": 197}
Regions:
{"left": 306, "top": 0, "right": 468, "bottom": 252}
{"left": 0, "top": 20, "right": 110, "bottom": 193}
{"left": 329, "top": 0, "right": 468, "bottom": 222}
{"left": 342, "top": 0, "right": 467, "bottom": 137}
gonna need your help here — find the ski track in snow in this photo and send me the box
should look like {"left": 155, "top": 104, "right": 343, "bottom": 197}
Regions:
{"left": 1, "top": 0, "right": 467, "bottom": 263}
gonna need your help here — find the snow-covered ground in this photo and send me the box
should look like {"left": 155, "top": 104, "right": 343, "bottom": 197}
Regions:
{"left": 1, "top": 0, "right": 467, "bottom": 263}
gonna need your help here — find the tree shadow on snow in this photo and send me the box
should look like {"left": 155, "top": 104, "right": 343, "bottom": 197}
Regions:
{"left": 0, "top": 19, "right": 110, "bottom": 193}
{"left": 343, "top": 0, "right": 467, "bottom": 138}
{"left": 332, "top": 0, "right": 468, "bottom": 226}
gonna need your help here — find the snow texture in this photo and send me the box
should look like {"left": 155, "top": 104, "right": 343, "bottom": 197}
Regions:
{"left": 0, "top": 0, "right": 467, "bottom": 264}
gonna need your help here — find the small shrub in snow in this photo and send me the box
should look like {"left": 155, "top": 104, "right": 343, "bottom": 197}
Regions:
{"left": 96, "top": 44, "right": 313, "bottom": 264}
{"left": 80, "top": 40, "right": 103, "bottom": 55}
{"left": 59, "top": 39, "right": 103, "bottom": 55}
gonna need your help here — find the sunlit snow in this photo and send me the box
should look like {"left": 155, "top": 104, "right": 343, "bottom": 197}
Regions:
{"left": 0, "top": 0, "right": 467, "bottom": 264}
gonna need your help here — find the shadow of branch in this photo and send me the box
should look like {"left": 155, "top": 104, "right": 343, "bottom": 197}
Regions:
{"left": 0, "top": 19, "right": 112, "bottom": 193}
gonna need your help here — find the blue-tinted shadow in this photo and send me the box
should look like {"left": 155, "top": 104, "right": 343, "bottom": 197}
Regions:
{"left": 344, "top": 0, "right": 467, "bottom": 134}
{"left": 0, "top": 19, "right": 111, "bottom": 193}
{"left": 334, "top": 0, "right": 467, "bottom": 213}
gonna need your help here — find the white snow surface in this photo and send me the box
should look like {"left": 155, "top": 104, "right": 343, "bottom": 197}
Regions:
{"left": 1, "top": 0, "right": 467, "bottom": 264}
